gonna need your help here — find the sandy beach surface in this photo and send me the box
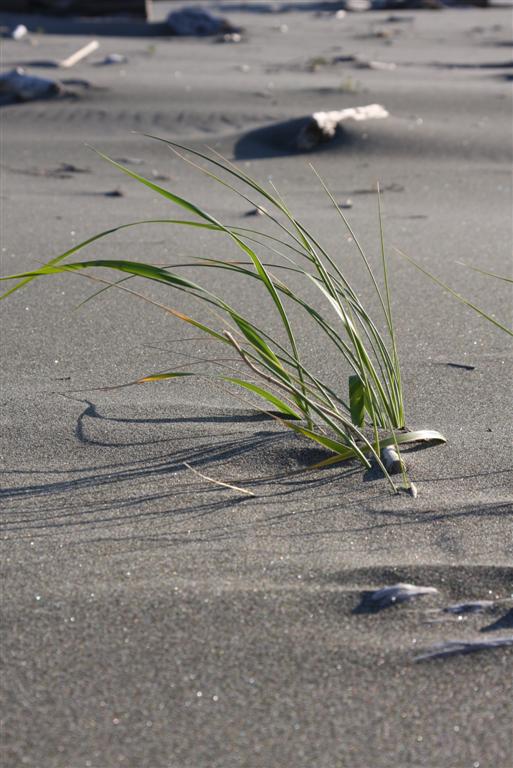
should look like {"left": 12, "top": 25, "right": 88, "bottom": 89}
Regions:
{"left": 1, "top": 2, "right": 512, "bottom": 766}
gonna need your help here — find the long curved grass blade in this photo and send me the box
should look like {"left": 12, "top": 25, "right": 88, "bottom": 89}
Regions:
{"left": 0, "top": 219, "right": 226, "bottom": 301}
{"left": 397, "top": 248, "right": 513, "bottom": 337}
{"left": 222, "top": 377, "right": 301, "bottom": 419}
{"left": 377, "top": 183, "right": 404, "bottom": 424}
{"left": 138, "top": 371, "right": 197, "bottom": 383}
{"left": 138, "top": 370, "right": 301, "bottom": 419}
{"left": 167, "top": 306, "right": 233, "bottom": 344}
{"left": 310, "top": 165, "right": 390, "bottom": 329}
{"left": 141, "top": 134, "right": 297, "bottom": 224}
{"left": 457, "top": 262, "right": 513, "bottom": 284}
{"left": 89, "top": 147, "right": 223, "bottom": 226}
{"left": 279, "top": 421, "right": 358, "bottom": 458}
{"left": 0, "top": 259, "right": 204, "bottom": 290}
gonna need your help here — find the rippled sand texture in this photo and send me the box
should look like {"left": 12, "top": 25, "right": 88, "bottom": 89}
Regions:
{"left": 1, "top": 2, "right": 512, "bottom": 767}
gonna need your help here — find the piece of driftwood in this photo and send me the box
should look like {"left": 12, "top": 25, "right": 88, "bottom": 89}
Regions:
{"left": 167, "top": 7, "right": 238, "bottom": 37}
{"left": 296, "top": 104, "right": 389, "bottom": 151}
{"left": 0, "top": 1, "right": 151, "bottom": 17}
{"left": 381, "top": 445, "right": 406, "bottom": 475}
{"left": 0, "top": 67, "right": 61, "bottom": 103}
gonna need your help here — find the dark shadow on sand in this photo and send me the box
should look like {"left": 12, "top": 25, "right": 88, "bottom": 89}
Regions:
{"left": 232, "top": 113, "right": 492, "bottom": 161}
{"left": 0, "top": 13, "right": 171, "bottom": 36}
{"left": 352, "top": 590, "right": 394, "bottom": 614}
{"left": 435, "top": 58, "right": 513, "bottom": 70}
{"left": 234, "top": 119, "right": 361, "bottom": 160}
{"left": 1, "top": 399, "right": 511, "bottom": 540}
{"left": 0, "top": 398, "right": 364, "bottom": 535}
{"left": 481, "top": 608, "right": 513, "bottom": 633}
{"left": 216, "top": 1, "right": 346, "bottom": 12}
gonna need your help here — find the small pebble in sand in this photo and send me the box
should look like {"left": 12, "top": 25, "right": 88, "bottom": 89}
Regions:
{"left": 359, "top": 60, "right": 397, "bottom": 71}
{"left": 114, "top": 157, "right": 143, "bottom": 165}
{"left": 218, "top": 33, "right": 242, "bottom": 44}
{"left": 244, "top": 206, "right": 267, "bottom": 217}
{"left": 151, "top": 170, "right": 170, "bottom": 181}
{"left": 101, "top": 54, "right": 127, "bottom": 66}
{"left": 11, "top": 24, "right": 28, "bottom": 41}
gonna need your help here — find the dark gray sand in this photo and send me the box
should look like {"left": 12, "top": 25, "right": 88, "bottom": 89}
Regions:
{"left": 1, "top": 3, "right": 512, "bottom": 767}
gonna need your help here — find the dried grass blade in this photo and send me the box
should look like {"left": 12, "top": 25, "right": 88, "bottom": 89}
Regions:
{"left": 183, "top": 462, "right": 255, "bottom": 497}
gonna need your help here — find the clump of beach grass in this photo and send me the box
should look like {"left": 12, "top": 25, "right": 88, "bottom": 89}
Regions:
{"left": 0, "top": 139, "right": 447, "bottom": 493}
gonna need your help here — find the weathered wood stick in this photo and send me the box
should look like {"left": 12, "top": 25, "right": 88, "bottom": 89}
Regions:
{"left": 59, "top": 39, "right": 99, "bottom": 68}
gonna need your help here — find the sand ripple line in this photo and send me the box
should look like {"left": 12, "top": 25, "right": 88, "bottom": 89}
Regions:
{"left": 442, "top": 600, "right": 495, "bottom": 615}
{"left": 355, "top": 583, "right": 438, "bottom": 612}
{"left": 415, "top": 635, "right": 513, "bottom": 662}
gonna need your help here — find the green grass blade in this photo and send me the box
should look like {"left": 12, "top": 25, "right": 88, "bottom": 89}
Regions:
{"left": 457, "top": 262, "right": 513, "bottom": 284}
{"left": 0, "top": 218, "right": 224, "bottom": 301}
{"left": 222, "top": 378, "right": 301, "bottom": 419}
{"left": 138, "top": 371, "right": 196, "bottom": 382}
{"left": 349, "top": 375, "right": 365, "bottom": 427}
{"left": 382, "top": 429, "right": 446, "bottom": 447}
{"left": 397, "top": 249, "right": 513, "bottom": 337}
{"left": 377, "top": 184, "right": 404, "bottom": 424}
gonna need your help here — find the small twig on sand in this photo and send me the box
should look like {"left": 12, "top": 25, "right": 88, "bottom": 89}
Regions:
{"left": 183, "top": 461, "right": 255, "bottom": 496}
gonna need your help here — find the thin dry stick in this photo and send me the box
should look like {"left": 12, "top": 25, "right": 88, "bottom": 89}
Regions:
{"left": 182, "top": 461, "right": 255, "bottom": 497}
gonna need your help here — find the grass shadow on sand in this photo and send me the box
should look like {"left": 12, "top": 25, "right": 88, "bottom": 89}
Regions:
{"left": 1, "top": 400, "right": 510, "bottom": 540}
{"left": 0, "top": 398, "right": 367, "bottom": 534}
